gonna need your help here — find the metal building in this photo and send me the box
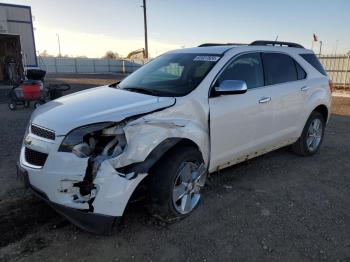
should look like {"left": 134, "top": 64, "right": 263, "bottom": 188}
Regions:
{"left": 0, "top": 3, "right": 37, "bottom": 76}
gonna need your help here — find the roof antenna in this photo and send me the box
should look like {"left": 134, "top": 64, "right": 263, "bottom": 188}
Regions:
{"left": 275, "top": 35, "right": 279, "bottom": 41}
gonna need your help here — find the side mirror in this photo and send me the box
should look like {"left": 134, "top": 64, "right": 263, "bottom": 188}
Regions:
{"left": 215, "top": 80, "right": 248, "bottom": 95}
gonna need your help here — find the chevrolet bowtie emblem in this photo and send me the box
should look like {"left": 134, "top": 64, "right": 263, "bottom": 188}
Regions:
{"left": 24, "top": 137, "right": 32, "bottom": 146}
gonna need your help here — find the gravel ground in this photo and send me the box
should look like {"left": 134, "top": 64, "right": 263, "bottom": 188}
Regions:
{"left": 0, "top": 75, "right": 349, "bottom": 261}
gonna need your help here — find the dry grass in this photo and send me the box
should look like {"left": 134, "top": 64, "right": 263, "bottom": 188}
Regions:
{"left": 332, "top": 95, "right": 350, "bottom": 116}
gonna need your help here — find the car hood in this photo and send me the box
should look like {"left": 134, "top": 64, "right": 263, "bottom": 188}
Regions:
{"left": 31, "top": 86, "right": 176, "bottom": 135}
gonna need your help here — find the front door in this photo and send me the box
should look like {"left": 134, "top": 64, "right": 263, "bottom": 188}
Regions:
{"left": 209, "top": 52, "right": 274, "bottom": 171}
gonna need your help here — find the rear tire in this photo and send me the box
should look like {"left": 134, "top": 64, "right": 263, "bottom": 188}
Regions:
{"left": 148, "top": 146, "right": 206, "bottom": 221}
{"left": 291, "top": 111, "right": 325, "bottom": 156}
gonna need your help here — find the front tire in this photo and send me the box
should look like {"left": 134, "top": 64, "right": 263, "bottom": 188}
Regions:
{"left": 148, "top": 146, "right": 207, "bottom": 221}
{"left": 292, "top": 111, "right": 325, "bottom": 156}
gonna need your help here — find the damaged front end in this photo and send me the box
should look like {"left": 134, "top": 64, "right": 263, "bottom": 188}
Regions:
{"left": 57, "top": 120, "right": 150, "bottom": 212}
{"left": 20, "top": 96, "right": 209, "bottom": 234}
{"left": 57, "top": 122, "right": 129, "bottom": 211}
{"left": 20, "top": 120, "right": 148, "bottom": 234}
{"left": 54, "top": 108, "right": 210, "bottom": 220}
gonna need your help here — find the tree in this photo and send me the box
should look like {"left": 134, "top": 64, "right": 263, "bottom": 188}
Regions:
{"left": 102, "top": 51, "right": 120, "bottom": 59}
{"left": 39, "top": 50, "right": 54, "bottom": 57}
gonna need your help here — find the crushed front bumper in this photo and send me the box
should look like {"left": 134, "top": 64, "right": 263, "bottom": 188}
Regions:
{"left": 17, "top": 163, "right": 119, "bottom": 234}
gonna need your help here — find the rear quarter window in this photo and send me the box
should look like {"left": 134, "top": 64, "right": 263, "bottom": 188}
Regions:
{"left": 300, "top": 53, "right": 327, "bottom": 76}
{"left": 295, "top": 62, "right": 307, "bottom": 80}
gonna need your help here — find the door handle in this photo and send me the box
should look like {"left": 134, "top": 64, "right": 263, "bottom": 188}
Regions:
{"left": 259, "top": 97, "right": 271, "bottom": 104}
{"left": 301, "top": 86, "right": 310, "bottom": 92}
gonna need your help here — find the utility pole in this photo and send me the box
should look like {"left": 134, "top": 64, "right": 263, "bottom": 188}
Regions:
{"left": 334, "top": 40, "right": 339, "bottom": 56}
{"left": 141, "top": 0, "right": 149, "bottom": 59}
{"left": 56, "top": 33, "right": 61, "bottom": 57}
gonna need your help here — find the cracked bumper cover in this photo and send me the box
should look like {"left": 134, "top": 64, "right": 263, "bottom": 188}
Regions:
{"left": 18, "top": 134, "right": 147, "bottom": 234}
{"left": 17, "top": 163, "right": 120, "bottom": 234}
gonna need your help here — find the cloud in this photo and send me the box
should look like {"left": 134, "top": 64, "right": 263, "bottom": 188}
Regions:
{"left": 34, "top": 25, "right": 180, "bottom": 58}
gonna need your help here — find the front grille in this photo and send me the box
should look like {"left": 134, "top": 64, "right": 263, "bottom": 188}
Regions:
{"left": 31, "top": 124, "right": 55, "bottom": 140}
{"left": 24, "top": 148, "right": 48, "bottom": 167}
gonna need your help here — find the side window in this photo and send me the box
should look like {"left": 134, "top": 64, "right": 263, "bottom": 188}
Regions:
{"left": 262, "top": 53, "right": 298, "bottom": 85}
{"left": 217, "top": 53, "right": 264, "bottom": 89}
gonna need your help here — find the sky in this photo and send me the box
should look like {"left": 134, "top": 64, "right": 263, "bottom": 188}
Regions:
{"left": 4, "top": 0, "right": 350, "bottom": 58}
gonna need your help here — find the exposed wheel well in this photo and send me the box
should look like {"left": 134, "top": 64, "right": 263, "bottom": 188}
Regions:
{"left": 116, "top": 138, "right": 202, "bottom": 175}
{"left": 150, "top": 138, "right": 202, "bottom": 170}
{"left": 128, "top": 138, "right": 202, "bottom": 203}
{"left": 313, "top": 105, "right": 328, "bottom": 122}
{"left": 172, "top": 138, "right": 201, "bottom": 152}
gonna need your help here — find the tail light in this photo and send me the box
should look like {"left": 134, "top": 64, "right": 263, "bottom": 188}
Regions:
{"left": 328, "top": 79, "right": 334, "bottom": 93}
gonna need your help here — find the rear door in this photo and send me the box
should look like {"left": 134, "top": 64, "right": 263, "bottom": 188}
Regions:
{"left": 261, "top": 52, "right": 306, "bottom": 142}
{"left": 209, "top": 52, "right": 275, "bottom": 171}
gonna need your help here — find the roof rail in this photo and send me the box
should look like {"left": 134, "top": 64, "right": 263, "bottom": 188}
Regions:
{"left": 250, "top": 40, "right": 304, "bottom": 48}
{"left": 198, "top": 43, "right": 246, "bottom": 47}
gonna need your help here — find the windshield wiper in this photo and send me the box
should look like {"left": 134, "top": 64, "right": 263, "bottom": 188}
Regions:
{"left": 122, "top": 87, "right": 161, "bottom": 96}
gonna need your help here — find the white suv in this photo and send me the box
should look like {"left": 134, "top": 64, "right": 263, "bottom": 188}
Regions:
{"left": 18, "top": 41, "right": 332, "bottom": 233}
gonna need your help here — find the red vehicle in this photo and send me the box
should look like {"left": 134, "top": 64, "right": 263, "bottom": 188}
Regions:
{"left": 7, "top": 69, "right": 70, "bottom": 110}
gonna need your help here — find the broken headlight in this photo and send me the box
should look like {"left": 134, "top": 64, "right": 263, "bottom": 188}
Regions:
{"left": 58, "top": 122, "right": 116, "bottom": 156}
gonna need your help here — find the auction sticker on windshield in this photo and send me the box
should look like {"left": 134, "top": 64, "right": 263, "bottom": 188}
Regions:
{"left": 193, "top": 56, "right": 220, "bottom": 62}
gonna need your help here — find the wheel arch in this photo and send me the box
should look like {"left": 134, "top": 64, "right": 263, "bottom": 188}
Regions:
{"left": 313, "top": 104, "right": 329, "bottom": 122}
{"left": 117, "top": 137, "right": 204, "bottom": 207}
{"left": 302, "top": 85, "right": 331, "bottom": 124}
{"left": 116, "top": 137, "right": 203, "bottom": 174}
{"left": 297, "top": 103, "right": 329, "bottom": 139}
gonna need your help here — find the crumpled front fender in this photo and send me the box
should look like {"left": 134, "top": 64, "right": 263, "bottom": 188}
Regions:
{"left": 108, "top": 117, "right": 210, "bottom": 170}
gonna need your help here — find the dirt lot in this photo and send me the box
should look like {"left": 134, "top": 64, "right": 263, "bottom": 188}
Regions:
{"left": 0, "top": 75, "right": 349, "bottom": 261}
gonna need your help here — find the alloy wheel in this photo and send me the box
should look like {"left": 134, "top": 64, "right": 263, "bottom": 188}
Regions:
{"left": 306, "top": 118, "right": 323, "bottom": 151}
{"left": 172, "top": 162, "right": 206, "bottom": 214}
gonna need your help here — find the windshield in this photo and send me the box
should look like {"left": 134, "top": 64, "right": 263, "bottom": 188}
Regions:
{"left": 118, "top": 53, "right": 221, "bottom": 97}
